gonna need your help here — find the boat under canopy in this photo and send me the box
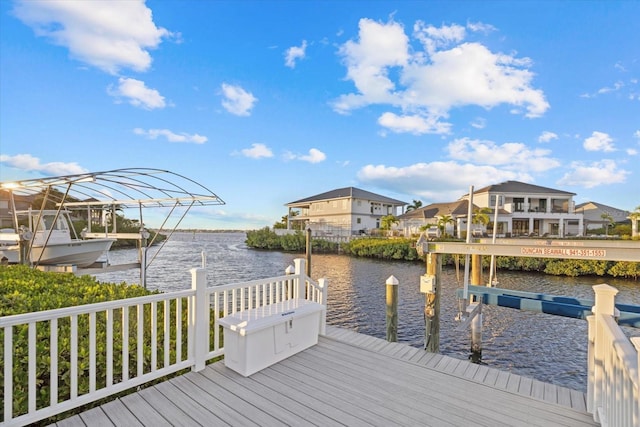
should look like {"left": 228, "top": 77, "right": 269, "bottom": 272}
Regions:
{"left": 0, "top": 168, "right": 225, "bottom": 284}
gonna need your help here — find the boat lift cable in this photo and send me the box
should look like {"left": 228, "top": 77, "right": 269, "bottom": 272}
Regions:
{"left": 145, "top": 200, "right": 195, "bottom": 269}
{"left": 33, "top": 183, "right": 73, "bottom": 268}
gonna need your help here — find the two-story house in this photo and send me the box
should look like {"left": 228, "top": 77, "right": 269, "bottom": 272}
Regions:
{"left": 285, "top": 187, "right": 406, "bottom": 237}
{"left": 398, "top": 181, "right": 585, "bottom": 238}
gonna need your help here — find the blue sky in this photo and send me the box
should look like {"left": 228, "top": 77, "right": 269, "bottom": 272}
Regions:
{"left": 1, "top": 1, "right": 638, "bottom": 230}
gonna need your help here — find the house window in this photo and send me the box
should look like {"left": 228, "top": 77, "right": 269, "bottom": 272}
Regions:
{"left": 490, "top": 195, "right": 503, "bottom": 208}
{"left": 514, "top": 198, "right": 525, "bottom": 212}
{"left": 342, "top": 200, "right": 347, "bottom": 210}
{"left": 357, "top": 218, "right": 361, "bottom": 224}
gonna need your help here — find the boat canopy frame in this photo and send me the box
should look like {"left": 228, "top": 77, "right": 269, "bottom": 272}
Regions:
{"left": 1, "top": 168, "right": 225, "bottom": 285}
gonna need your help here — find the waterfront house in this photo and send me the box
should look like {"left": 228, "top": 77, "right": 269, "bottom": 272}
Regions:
{"left": 575, "top": 201, "right": 631, "bottom": 233}
{"left": 397, "top": 200, "right": 480, "bottom": 237}
{"left": 285, "top": 187, "right": 406, "bottom": 238}
{"left": 399, "top": 181, "right": 586, "bottom": 238}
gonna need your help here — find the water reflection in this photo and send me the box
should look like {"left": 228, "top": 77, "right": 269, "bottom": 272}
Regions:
{"left": 96, "top": 232, "right": 639, "bottom": 392}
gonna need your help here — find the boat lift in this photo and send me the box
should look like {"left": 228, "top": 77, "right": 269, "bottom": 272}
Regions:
{"left": 0, "top": 168, "right": 225, "bottom": 287}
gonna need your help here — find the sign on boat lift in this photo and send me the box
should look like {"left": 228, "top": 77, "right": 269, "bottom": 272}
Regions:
{"left": 0, "top": 168, "right": 225, "bottom": 287}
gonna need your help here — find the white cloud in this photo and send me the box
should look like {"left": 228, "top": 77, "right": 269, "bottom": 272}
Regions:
{"left": 597, "top": 81, "right": 624, "bottom": 94}
{"left": 284, "top": 40, "right": 307, "bottom": 68}
{"left": 284, "top": 148, "right": 326, "bottom": 164}
{"left": 583, "top": 131, "right": 615, "bottom": 152}
{"left": 538, "top": 131, "right": 558, "bottom": 143}
{"left": 470, "top": 117, "right": 486, "bottom": 129}
{"left": 12, "top": 0, "right": 172, "bottom": 74}
{"left": 221, "top": 83, "right": 257, "bottom": 116}
{"left": 0, "top": 153, "right": 87, "bottom": 175}
{"left": 466, "top": 21, "right": 497, "bottom": 34}
{"left": 240, "top": 143, "right": 273, "bottom": 159}
{"left": 634, "top": 130, "right": 640, "bottom": 140}
{"left": 627, "top": 148, "right": 638, "bottom": 156}
{"left": 413, "top": 21, "right": 466, "bottom": 55}
{"left": 447, "top": 138, "right": 560, "bottom": 172}
{"left": 357, "top": 161, "right": 531, "bottom": 201}
{"left": 133, "top": 128, "right": 207, "bottom": 144}
{"left": 108, "top": 77, "right": 166, "bottom": 109}
{"left": 333, "top": 18, "right": 549, "bottom": 135}
{"left": 558, "top": 159, "right": 629, "bottom": 188}
{"left": 377, "top": 112, "right": 451, "bottom": 135}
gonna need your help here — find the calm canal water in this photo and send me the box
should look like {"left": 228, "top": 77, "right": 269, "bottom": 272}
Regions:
{"left": 96, "top": 232, "right": 640, "bottom": 393}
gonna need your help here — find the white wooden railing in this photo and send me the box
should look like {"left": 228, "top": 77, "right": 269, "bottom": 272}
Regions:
{"left": 587, "top": 284, "right": 640, "bottom": 427}
{"left": 1, "top": 258, "right": 327, "bottom": 427}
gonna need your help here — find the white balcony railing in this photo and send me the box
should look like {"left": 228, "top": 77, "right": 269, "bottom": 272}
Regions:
{"left": 1, "top": 259, "right": 327, "bottom": 426}
{"left": 587, "top": 284, "right": 640, "bottom": 427}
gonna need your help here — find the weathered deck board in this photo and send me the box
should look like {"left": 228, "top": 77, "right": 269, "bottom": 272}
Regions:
{"left": 51, "top": 326, "right": 597, "bottom": 427}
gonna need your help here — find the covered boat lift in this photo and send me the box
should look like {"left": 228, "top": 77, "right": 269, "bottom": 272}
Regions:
{"left": 0, "top": 168, "right": 225, "bottom": 286}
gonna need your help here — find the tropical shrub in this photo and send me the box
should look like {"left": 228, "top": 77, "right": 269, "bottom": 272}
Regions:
{"left": 0, "top": 265, "right": 217, "bottom": 422}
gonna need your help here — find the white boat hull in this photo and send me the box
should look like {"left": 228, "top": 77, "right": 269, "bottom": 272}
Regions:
{"left": 3, "top": 239, "right": 116, "bottom": 268}
{"left": 30, "top": 238, "right": 115, "bottom": 267}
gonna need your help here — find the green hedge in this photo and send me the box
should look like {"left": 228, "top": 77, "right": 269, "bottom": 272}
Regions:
{"left": 246, "top": 230, "right": 640, "bottom": 279}
{"left": 0, "top": 265, "right": 218, "bottom": 422}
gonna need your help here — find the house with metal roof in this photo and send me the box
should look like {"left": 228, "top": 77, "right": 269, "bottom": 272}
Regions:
{"left": 285, "top": 187, "right": 406, "bottom": 238}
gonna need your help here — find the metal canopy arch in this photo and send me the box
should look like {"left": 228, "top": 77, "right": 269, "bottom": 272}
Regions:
{"left": 1, "top": 167, "right": 225, "bottom": 209}
{"left": 1, "top": 168, "right": 225, "bottom": 285}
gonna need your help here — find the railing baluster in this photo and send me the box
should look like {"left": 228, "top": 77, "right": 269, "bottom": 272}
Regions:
{"left": 137, "top": 303, "right": 144, "bottom": 377}
{"left": 89, "top": 311, "right": 96, "bottom": 393}
{"left": 106, "top": 308, "right": 113, "bottom": 387}
{"left": 176, "top": 298, "right": 182, "bottom": 363}
{"left": 164, "top": 299, "right": 170, "bottom": 368}
{"left": 71, "top": 314, "right": 78, "bottom": 399}
{"left": 151, "top": 301, "right": 157, "bottom": 372}
{"left": 50, "top": 318, "right": 58, "bottom": 406}
{"left": 4, "top": 325, "right": 13, "bottom": 423}
{"left": 28, "top": 322, "right": 36, "bottom": 413}
{"left": 122, "top": 307, "right": 129, "bottom": 381}
{"left": 214, "top": 292, "right": 220, "bottom": 351}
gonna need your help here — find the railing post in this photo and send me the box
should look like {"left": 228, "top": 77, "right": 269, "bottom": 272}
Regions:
{"left": 633, "top": 337, "right": 640, "bottom": 426}
{"left": 590, "top": 283, "right": 619, "bottom": 422}
{"left": 191, "top": 267, "right": 208, "bottom": 372}
{"left": 318, "top": 278, "right": 328, "bottom": 335}
{"left": 294, "top": 258, "right": 306, "bottom": 299}
{"left": 285, "top": 264, "right": 295, "bottom": 299}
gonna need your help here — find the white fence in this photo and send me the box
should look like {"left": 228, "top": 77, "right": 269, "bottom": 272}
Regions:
{"left": 587, "top": 284, "right": 640, "bottom": 427}
{"left": 1, "top": 258, "right": 327, "bottom": 426}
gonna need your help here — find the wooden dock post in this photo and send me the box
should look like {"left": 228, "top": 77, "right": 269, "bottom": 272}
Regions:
{"left": 386, "top": 275, "right": 398, "bottom": 342}
{"left": 470, "top": 254, "right": 483, "bottom": 363}
{"left": 424, "top": 252, "right": 441, "bottom": 352}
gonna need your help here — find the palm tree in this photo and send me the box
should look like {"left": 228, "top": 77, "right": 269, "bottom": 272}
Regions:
{"left": 437, "top": 214, "right": 454, "bottom": 237}
{"left": 405, "top": 199, "right": 423, "bottom": 212}
{"left": 600, "top": 212, "right": 614, "bottom": 237}
{"left": 381, "top": 214, "right": 399, "bottom": 236}
{"left": 471, "top": 207, "right": 492, "bottom": 226}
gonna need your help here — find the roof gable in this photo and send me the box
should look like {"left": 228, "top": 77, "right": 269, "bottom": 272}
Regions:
{"left": 471, "top": 180, "right": 575, "bottom": 196}
{"left": 287, "top": 187, "right": 406, "bottom": 206}
{"left": 398, "top": 200, "right": 479, "bottom": 219}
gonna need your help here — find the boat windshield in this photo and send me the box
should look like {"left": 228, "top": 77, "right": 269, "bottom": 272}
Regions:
{"left": 39, "top": 214, "right": 69, "bottom": 232}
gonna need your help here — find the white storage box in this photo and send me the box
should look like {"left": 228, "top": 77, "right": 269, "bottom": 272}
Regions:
{"left": 219, "top": 298, "right": 324, "bottom": 377}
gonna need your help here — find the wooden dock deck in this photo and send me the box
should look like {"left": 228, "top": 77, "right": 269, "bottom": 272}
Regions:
{"left": 52, "top": 326, "right": 597, "bottom": 426}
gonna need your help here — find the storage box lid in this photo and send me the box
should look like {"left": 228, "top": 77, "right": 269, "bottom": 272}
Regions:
{"left": 218, "top": 298, "right": 323, "bottom": 335}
